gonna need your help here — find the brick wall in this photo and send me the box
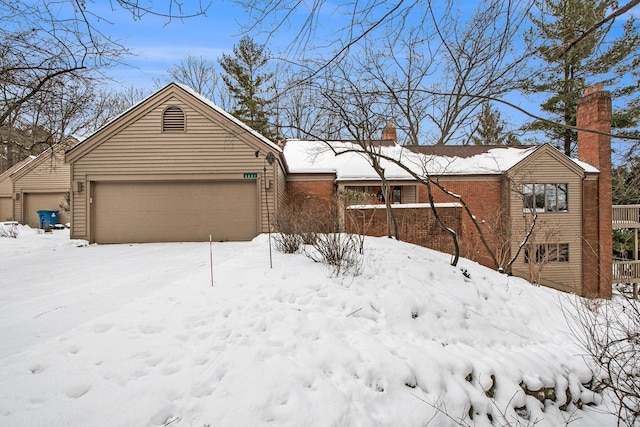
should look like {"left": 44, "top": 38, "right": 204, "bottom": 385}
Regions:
{"left": 284, "top": 178, "right": 337, "bottom": 232}
{"left": 417, "top": 178, "right": 505, "bottom": 268}
{"left": 577, "top": 86, "right": 613, "bottom": 299}
{"left": 345, "top": 205, "right": 462, "bottom": 255}
{"left": 286, "top": 179, "right": 335, "bottom": 203}
{"left": 581, "top": 178, "right": 600, "bottom": 297}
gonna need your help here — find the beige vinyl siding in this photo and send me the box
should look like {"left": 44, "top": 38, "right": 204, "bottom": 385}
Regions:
{"left": 0, "top": 197, "right": 12, "bottom": 221}
{"left": 508, "top": 152, "right": 584, "bottom": 293}
{"left": 0, "top": 174, "right": 12, "bottom": 196}
{"left": 0, "top": 173, "right": 13, "bottom": 221}
{"left": 276, "top": 162, "right": 287, "bottom": 217}
{"left": 70, "top": 94, "right": 278, "bottom": 240}
{"left": 12, "top": 149, "right": 70, "bottom": 225}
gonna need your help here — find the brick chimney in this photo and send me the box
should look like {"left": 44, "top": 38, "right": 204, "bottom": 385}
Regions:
{"left": 577, "top": 83, "right": 612, "bottom": 298}
{"left": 381, "top": 121, "right": 397, "bottom": 142}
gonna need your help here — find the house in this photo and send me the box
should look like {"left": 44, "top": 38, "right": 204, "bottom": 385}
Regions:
{"left": 65, "top": 82, "right": 611, "bottom": 298}
{"left": 65, "top": 83, "right": 285, "bottom": 243}
{"left": 1, "top": 145, "right": 70, "bottom": 227}
{"left": 283, "top": 86, "right": 612, "bottom": 298}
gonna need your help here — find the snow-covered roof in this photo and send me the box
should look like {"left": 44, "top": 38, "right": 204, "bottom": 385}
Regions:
{"left": 284, "top": 139, "right": 600, "bottom": 180}
{"left": 283, "top": 140, "right": 549, "bottom": 180}
{"left": 572, "top": 158, "right": 599, "bottom": 173}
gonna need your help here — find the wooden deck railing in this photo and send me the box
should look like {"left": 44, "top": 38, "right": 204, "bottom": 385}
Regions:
{"left": 612, "top": 205, "right": 640, "bottom": 228}
{"left": 613, "top": 260, "right": 640, "bottom": 284}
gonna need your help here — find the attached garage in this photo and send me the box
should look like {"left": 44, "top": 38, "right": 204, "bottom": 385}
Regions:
{"left": 0, "top": 156, "right": 36, "bottom": 222}
{"left": 66, "top": 83, "right": 285, "bottom": 244}
{"left": 10, "top": 147, "right": 70, "bottom": 227}
{"left": 91, "top": 180, "right": 258, "bottom": 243}
{"left": 23, "top": 192, "right": 68, "bottom": 228}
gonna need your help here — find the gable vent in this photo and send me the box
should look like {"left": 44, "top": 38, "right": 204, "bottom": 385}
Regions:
{"left": 163, "top": 106, "right": 185, "bottom": 132}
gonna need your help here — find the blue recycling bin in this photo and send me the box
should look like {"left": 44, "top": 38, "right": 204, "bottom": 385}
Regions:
{"left": 37, "top": 210, "right": 59, "bottom": 228}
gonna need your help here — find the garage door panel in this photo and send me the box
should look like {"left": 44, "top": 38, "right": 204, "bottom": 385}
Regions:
{"left": 23, "top": 193, "right": 69, "bottom": 228}
{"left": 93, "top": 181, "right": 257, "bottom": 243}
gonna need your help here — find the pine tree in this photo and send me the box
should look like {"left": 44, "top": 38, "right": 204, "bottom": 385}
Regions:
{"left": 218, "top": 36, "right": 276, "bottom": 140}
{"left": 523, "top": 0, "right": 640, "bottom": 155}
{"left": 470, "top": 103, "right": 520, "bottom": 146}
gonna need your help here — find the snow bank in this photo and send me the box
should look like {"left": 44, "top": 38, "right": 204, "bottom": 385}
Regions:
{"left": 0, "top": 227, "right": 615, "bottom": 426}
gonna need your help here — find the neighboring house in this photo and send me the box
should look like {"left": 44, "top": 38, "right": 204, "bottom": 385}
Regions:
{"left": 65, "top": 83, "right": 285, "bottom": 244}
{"left": 4, "top": 145, "right": 70, "bottom": 227}
{"left": 283, "top": 86, "right": 612, "bottom": 298}
{"left": 0, "top": 156, "right": 35, "bottom": 221}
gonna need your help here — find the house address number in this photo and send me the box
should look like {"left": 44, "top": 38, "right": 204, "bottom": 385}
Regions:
{"left": 243, "top": 173, "right": 258, "bottom": 179}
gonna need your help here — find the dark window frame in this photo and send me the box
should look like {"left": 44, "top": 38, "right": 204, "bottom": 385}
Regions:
{"left": 523, "top": 183, "right": 568, "bottom": 213}
{"left": 524, "top": 243, "right": 569, "bottom": 263}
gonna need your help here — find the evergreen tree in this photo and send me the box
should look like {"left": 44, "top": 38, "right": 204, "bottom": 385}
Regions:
{"left": 523, "top": 0, "right": 640, "bottom": 155}
{"left": 219, "top": 36, "right": 276, "bottom": 140}
{"left": 613, "top": 158, "right": 640, "bottom": 205}
{"left": 470, "top": 103, "right": 520, "bottom": 145}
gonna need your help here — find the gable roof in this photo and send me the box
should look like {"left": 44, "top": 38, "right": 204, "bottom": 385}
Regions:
{"left": 507, "top": 143, "right": 596, "bottom": 177}
{"left": 283, "top": 140, "right": 598, "bottom": 181}
{"left": 66, "top": 83, "right": 281, "bottom": 163}
{"left": 0, "top": 156, "right": 36, "bottom": 183}
{"left": 10, "top": 144, "right": 67, "bottom": 182}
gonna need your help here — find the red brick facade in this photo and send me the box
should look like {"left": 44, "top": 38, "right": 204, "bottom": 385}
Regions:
{"left": 345, "top": 205, "right": 462, "bottom": 255}
{"left": 418, "top": 178, "right": 505, "bottom": 268}
{"left": 577, "top": 86, "right": 613, "bottom": 298}
{"left": 282, "top": 88, "right": 612, "bottom": 298}
{"left": 286, "top": 178, "right": 335, "bottom": 203}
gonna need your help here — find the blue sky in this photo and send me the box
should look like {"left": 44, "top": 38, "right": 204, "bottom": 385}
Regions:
{"left": 92, "top": 0, "right": 637, "bottom": 157}
{"left": 93, "top": 1, "right": 253, "bottom": 90}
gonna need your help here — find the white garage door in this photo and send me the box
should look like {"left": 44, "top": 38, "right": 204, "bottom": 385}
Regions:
{"left": 92, "top": 181, "right": 258, "bottom": 243}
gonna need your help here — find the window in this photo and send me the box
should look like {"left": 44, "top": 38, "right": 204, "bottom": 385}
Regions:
{"left": 523, "top": 183, "right": 567, "bottom": 212}
{"left": 344, "top": 186, "right": 402, "bottom": 204}
{"left": 162, "top": 106, "right": 185, "bottom": 132}
{"left": 393, "top": 187, "right": 401, "bottom": 203}
{"left": 524, "top": 243, "right": 569, "bottom": 263}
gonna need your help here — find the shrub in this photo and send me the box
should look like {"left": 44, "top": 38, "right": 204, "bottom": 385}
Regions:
{"left": 0, "top": 222, "right": 19, "bottom": 238}
{"left": 274, "top": 195, "right": 338, "bottom": 253}
{"left": 305, "top": 233, "right": 364, "bottom": 276}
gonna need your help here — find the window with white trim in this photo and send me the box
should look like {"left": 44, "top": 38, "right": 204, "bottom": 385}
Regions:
{"left": 162, "top": 106, "right": 185, "bottom": 132}
{"left": 523, "top": 183, "right": 568, "bottom": 212}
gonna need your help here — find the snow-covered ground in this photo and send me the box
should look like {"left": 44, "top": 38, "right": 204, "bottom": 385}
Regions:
{"left": 0, "top": 226, "right": 617, "bottom": 426}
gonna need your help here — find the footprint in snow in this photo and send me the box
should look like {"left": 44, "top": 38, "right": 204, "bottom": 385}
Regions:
{"left": 190, "top": 383, "right": 214, "bottom": 398}
{"left": 150, "top": 407, "right": 179, "bottom": 426}
{"left": 139, "top": 324, "right": 164, "bottom": 335}
{"left": 92, "top": 323, "right": 113, "bottom": 333}
{"left": 65, "top": 384, "right": 91, "bottom": 399}
{"left": 29, "top": 364, "right": 44, "bottom": 374}
{"left": 162, "top": 364, "right": 181, "bottom": 376}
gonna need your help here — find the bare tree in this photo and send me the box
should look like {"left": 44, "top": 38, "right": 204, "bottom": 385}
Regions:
{"left": 0, "top": 0, "right": 209, "bottom": 171}
{"left": 157, "top": 55, "right": 232, "bottom": 110}
{"left": 568, "top": 295, "right": 640, "bottom": 426}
